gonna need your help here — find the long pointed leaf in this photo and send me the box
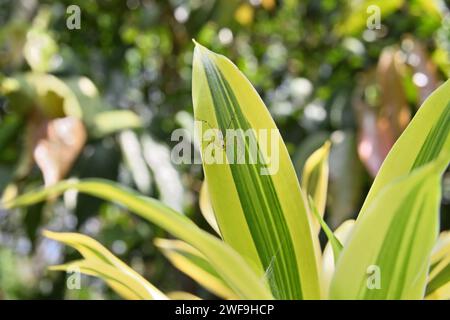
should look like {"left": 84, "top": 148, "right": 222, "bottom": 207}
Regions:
{"left": 155, "top": 238, "right": 237, "bottom": 299}
{"left": 2, "top": 179, "right": 273, "bottom": 299}
{"left": 51, "top": 260, "right": 158, "bottom": 300}
{"left": 192, "top": 42, "right": 320, "bottom": 299}
{"left": 44, "top": 230, "right": 166, "bottom": 300}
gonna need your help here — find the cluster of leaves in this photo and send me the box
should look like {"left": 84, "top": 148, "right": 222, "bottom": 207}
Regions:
{"left": 0, "top": 0, "right": 449, "bottom": 298}
{"left": 4, "top": 44, "right": 450, "bottom": 300}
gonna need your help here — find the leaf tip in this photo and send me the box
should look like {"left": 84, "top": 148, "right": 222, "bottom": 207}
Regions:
{"left": 153, "top": 237, "right": 167, "bottom": 248}
{"left": 42, "top": 229, "right": 60, "bottom": 241}
{"left": 47, "top": 264, "right": 65, "bottom": 272}
{"left": 323, "top": 140, "right": 332, "bottom": 151}
{"left": 192, "top": 41, "right": 216, "bottom": 60}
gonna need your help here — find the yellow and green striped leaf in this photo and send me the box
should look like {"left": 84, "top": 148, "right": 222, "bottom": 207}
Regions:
{"left": 52, "top": 260, "right": 158, "bottom": 300}
{"left": 192, "top": 42, "right": 320, "bottom": 299}
{"left": 430, "top": 231, "right": 450, "bottom": 265}
{"left": 302, "top": 141, "right": 330, "bottom": 233}
{"left": 3, "top": 179, "right": 272, "bottom": 300}
{"left": 43, "top": 230, "right": 167, "bottom": 300}
{"left": 330, "top": 160, "right": 445, "bottom": 299}
{"left": 155, "top": 238, "right": 237, "bottom": 299}
{"left": 425, "top": 231, "right": 450, "bottom": 300}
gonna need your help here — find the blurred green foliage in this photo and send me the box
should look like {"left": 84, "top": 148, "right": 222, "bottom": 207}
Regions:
{"left": 0, "top": 0, "right": 449, "bottom": 299}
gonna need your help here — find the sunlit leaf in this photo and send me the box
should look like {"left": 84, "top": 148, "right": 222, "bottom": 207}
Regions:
{"left": 192, "top": 42, "right": 321, "bottom": 299}
{"left": 330, "top": 160, "right": 445, "bottom": 299}
{"left": 2, "top": 179, "right": 273, "bottom": 299}
{"left": 155, "top": 238, "right": 237, "bottom": 299}
{"left": 50, "top": 260, "right": 156, "bottom": 300}
{"left": 43, "top": 230, "right": 167, "bottom": 300}
{"left": 425, "top": 283, "right": 450, "bottom": 300}
{"left": 23, "top": 28, "right": 59, "bottom": 73}
{"left": 23, "top": 9, "right": 59, "bottom": 72}
{"left": 426, "top": 231, "right": 450, "bottom": 300}
{"left": 430, "top": 231, "right": 450, "bottom": 265}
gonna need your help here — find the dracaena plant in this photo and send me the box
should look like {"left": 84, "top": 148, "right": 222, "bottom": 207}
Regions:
{"left": 2, "top": 43, "right": 450, "bottom": 300}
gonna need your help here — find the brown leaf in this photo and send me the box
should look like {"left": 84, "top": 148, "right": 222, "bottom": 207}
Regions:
{"left": 355, "top": 103, "right": 393, "bottom": 177}
{"left": 355, "top": 47, "right": 411, "bottom": 177}
{"left": 376, "top": 47, "right": 411, "bottom": 136}
{"left": 32, "top": 116, "right": 86, "bottom": 186}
